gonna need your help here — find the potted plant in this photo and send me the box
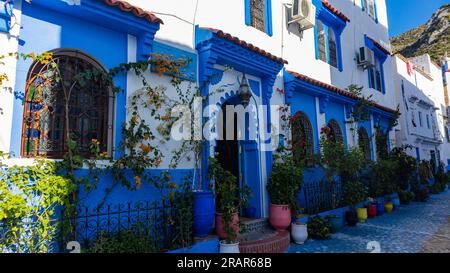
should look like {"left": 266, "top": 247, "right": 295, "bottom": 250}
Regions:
{"left": 267, "top": 151, "right": 303, "bottom": 231}
{"left": 340, "top": 149, "right": 367, "bottom": 225}
{"left": 307, "top": 216, "right": 331, "bottom": 240}
{"left": 327, "top": 214, "right": 344, "bottom": 233}
{"left": 398, "top": 190, "right": 414, "bottom": 205}
{"left": 291, "top": 220, "right": 308, "bottom": 244}
{"left": 366, "top": 197, "right": 377, "bottom": 218}
{"left": 208, "top": 158, "right": 251, "bottom": 253}
{"left": 384, "top": 196, "right": 394, "bottom": 213}
{"left": 376, "top": 199, "right": 385, "bottom": 215}
{"left": 391, "top": 193, "right": 401, "bottom": 207}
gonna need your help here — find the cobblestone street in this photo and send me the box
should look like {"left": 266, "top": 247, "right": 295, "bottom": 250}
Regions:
{"left": 289, "top": 191, "right": 450, "bottom": 253}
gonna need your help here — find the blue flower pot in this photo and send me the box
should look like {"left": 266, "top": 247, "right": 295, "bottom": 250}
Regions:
{"left": 392, "top": 197, "right": 401, "bottom": 207}
{"left": 328, "top": 216, "right": 344, "bottom": 233}
{"left": 377, "top": 203, "right": 385, "bottom": 215}
{"left": 193, "top": 191, "right": 215, "bottom": 237}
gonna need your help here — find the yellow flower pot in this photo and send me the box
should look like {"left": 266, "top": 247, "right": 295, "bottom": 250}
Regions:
{"left": 384, "top": 202, "right": 394, "bottom": 213}
{"left": 356, "top": 208, "right": 368, "bottom": 223}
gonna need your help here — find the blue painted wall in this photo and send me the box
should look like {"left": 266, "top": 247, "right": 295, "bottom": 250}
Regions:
{"left": 76, "top": 169, "right": 195, "bottom": 210}
{"left": 152, "top": 41, "right": 197, "bottom": 82}
{"left": 10, "top": 2, "right": 128, "bottom": 157}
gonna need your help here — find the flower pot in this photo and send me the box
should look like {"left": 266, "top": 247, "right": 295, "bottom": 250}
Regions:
{"left": 345, "top": 210, "right": 357, "bottom": 227}
{"left": 215, "top": 212, "right": 240, "bottom": 240}
{"left": 367, "top": 204, "right": 377, "bottom": 218}
{"left": 291, "top": 222, "right": 308, "bottom": 244}
{"left": 327, "top": 216, "right": 344, "bottom": 233}
{"left": 245, "top": 207, "right": 256, "bottom": 219}
{"left": 376, "top": 203, "right": 385, "bottom": 215}
{"left": 219, "top": 241, "right": 240, "bottom": 253}
{"left": 356, "top": 208, "right": 368, "bottom": 223}
{"left": 384, "top": 202, "right": 394, "bottom": 213}
{"left": 193, "top": 191, "right": 215, "bottom": 237}
{"left": 392, "top": 197, "right": 400, "bottom": 208}
{"left": 269, "top": 204, "right": 291, "bottom": 231}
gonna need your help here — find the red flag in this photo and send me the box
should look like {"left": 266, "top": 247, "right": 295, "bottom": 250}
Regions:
{"left": 407, "top": 62, "right": 416, "bottom": 76}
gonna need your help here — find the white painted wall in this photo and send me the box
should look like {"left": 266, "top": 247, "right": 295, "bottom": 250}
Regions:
{"left": 126, "top": 0, "right": 396, "bottom": 150}
{"left": 0, "top": 0, "right": 22, "bottom": 153}
{"left": 393, "top": 54, "right": 448, "bottom": 163}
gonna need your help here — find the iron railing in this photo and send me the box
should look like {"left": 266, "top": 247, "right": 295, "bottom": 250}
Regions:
{"left": 59, "top": 201, "right": 182, "bottom": 252}
{"left": 303, "top": 179, "right": 343, "bottom": 214}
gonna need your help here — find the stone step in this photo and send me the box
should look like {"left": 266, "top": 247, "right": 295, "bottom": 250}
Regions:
{"left": 238, "top": 228, "right": 290, "bottom": 253}
{"left": 241, "top": 217, "right": 270, "bottom": 233}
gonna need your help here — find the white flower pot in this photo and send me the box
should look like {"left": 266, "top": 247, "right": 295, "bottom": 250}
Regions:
{"left": 219, "top": 241, "right": 240, "bottom": 253}
{"left": 291, "top": 222, "right": 308, "bottom": 245}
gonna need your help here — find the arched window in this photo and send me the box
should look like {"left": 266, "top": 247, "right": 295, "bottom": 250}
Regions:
{"left": 358, "top": 127, "right": 371, "bottom": 161}
{"left": 291, "top": 111, "right": 314, "bottom": 166}
{"left": 317, "top": 20, "right": 327, "bottom": 63}
{"left": 376, "top": 129, "right": 389, "bottom": 160}
{"left": 327, "top": 119, "right": 343, "bottom": 144}
{"left": 21, "top": 49, "right": 114, "bottom": 158}
{"left": 328, "top": 28, "right": 338, "bottom": 68}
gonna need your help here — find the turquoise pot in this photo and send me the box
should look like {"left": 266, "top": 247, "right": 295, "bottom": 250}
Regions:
{"left": 328, "top": 216, "right": 344, "bottom": 233}
{"left": 392, "top": 197, "right": 401, "bottom": 207}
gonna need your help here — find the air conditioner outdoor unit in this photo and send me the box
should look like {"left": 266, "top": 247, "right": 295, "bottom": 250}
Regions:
{"left": 357, "top": 47, "right": 375, "bottom": 69}
{"left": 289, "top": 0, "right": 316, "bottom": 30}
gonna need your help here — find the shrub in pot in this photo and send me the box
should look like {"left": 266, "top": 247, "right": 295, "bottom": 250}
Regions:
{"left": 398, "top": 190, "right": 414, "bottom": 205}
{"left": 431, "top": 163, "right": 450, "bottom": 194}
{"left": 208, "top": 158, "right": 251, "bottom": 253}
{"left": 307, "top": 216, "right": 331, "bottom": 240}
{"left": 342, "top": 175, "right": 368, "bottom": 225}
{"left": 337, "top": 147, "right": 368, "bottom": 226}
{"left": 389, "top": 145, "right": 417, "bottom": 192}
{"left": 267, "top": 151, "right": 303, "bottom": 231}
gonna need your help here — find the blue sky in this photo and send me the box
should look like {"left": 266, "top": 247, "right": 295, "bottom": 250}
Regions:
{"left": 387, "top": 0, "right": 450, "bottom": 37}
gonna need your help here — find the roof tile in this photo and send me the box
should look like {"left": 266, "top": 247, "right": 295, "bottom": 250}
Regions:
{"left": 286, "top": 70, "right": 396, "bottom": 114}
{"left": 104, "top": 0, "right": 163, "bottom": 24}
{"left": 321, "top": 0, "right": 350, "bottom": 23}
{"left": 204, "top": 27, "right": 288, "bottom": 64}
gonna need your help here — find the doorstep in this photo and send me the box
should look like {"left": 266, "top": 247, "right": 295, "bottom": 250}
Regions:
{"left": 239, "top": 218, "right": 290, "bottom": 253}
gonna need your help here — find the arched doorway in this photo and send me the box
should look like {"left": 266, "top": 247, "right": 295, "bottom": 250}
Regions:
{"left": 215, "top": 98, "right": 241, "bottom": 187}
{"left": 213, "top": 95, "right": 262, "bottom": 218}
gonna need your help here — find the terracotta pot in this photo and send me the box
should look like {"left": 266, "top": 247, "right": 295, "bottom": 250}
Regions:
{"left": 367, "top": 204, "right": 377, "bottom": 218}
{"left": 384, "top": 202, "right": 394, "bottom": 213}
{"left": 215, "top": 212, "right": 239, "bottom": 240}
{"left": 356, "top": 208, "right": 368, "bottom": 223}
{"left": 291, "top": 222, "right": 308, "bottom": 244}
{"left": 269, "top": 204, "right": 291, "bottom": 230}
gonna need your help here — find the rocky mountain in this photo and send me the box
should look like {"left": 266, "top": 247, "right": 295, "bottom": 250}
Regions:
{"left": 390, "top": 4, "right": 450, "bottom": 63}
